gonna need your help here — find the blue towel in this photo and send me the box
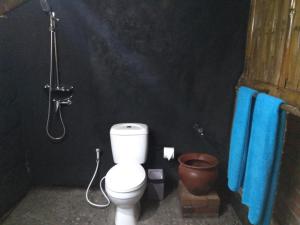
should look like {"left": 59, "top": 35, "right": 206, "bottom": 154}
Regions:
{"left": 242, "top": 93, "right": 286, "bottom": 225}
{"left": 228, "top": 86, "right": 258, "bottom": 191}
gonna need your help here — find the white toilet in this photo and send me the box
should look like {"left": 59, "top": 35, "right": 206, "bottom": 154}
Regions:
{"left": 105, "top": 123, "right": 148, "bottom": 225}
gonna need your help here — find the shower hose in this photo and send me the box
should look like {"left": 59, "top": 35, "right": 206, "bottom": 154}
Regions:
{"left": 46, "top": 12, "right": 66, "bottom": 141}
{"left": 85, "top": 148, "right": 111, "bottom": 208}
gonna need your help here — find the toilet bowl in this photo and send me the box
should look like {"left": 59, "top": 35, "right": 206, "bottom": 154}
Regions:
{"left": 105, "top": 164, "right": 146, "bottom": 225}
{"left": 106, "top": 123, "right": 148, "bottom": 225}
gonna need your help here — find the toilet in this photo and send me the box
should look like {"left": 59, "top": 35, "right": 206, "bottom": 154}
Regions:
{"left": 105, "top": 123, "right": 148, "bottom": 225}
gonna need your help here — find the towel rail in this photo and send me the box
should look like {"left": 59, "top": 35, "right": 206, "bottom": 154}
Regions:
{"left": 280, "top": 104, "right": 300, "bottom": 117}
{"left": 235, "top": 86, "right": 300, "bottom": 118}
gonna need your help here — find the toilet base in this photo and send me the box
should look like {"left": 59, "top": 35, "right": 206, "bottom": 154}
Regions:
{"left": 115, "top": 202, "right": 140, "bottom": 225}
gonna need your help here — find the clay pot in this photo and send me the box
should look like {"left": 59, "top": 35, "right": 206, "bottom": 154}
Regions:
{"left": 178, "top": 153, "right": 219, "bottom": 195}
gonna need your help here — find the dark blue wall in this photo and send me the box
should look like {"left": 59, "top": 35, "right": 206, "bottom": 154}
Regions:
{"left": 0, "top": 29, "right": 30, "bottom": 216}
{"left": 0, "top": 0, "right": 250, "bottom": 194}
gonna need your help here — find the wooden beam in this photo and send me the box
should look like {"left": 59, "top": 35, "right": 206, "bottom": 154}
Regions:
{"left": 237, "top": 80, "right": 300, "bottom": 118}
{"left": 281, "top": 104, "right": 300, "bottom": 118}
{"left": 0, "top": 0, "right": 30, "bottom": 16}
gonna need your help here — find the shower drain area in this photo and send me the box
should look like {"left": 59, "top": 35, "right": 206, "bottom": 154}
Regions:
{"left": 1, "top": 188, "right": 241, "bottom": 225}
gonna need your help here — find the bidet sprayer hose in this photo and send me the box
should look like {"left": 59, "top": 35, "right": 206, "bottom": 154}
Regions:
{"left": 85, "top": 148, "right": 110, "bottom": 208}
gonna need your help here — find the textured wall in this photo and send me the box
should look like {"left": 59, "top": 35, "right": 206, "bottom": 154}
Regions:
{"left": 0, "top": 0, "right": 250, "bottom": 188}
{"left": 0, "top": 29, "right": 30, "bottom": 216}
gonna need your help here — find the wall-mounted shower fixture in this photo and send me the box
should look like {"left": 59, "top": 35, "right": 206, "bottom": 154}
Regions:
{"left": 193, "top": 123, "right": 205, "bottom": 136}
{"left": 193, "top": 123, "right": 223, "bottom": 149}
{"left": 44, "top": 85, "right": 74, "bottom": 112}
{"left": 41, "top": 0, "right": 74, "bottom": 141}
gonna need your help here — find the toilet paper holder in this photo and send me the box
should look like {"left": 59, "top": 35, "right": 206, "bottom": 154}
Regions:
{"left": 163, "top": 147, "right": 175, "bottom": 161}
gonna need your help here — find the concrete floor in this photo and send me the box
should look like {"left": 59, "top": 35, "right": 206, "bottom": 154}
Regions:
{"left": 1, "top": 188, "right": 241, "bottom": 225}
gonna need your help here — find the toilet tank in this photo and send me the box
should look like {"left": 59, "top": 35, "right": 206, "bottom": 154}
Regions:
{"left": 110, "top": 123, "right": 148, "bottom": 164}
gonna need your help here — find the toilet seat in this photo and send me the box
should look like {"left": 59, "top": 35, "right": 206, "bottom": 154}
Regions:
{"left": 106, "top": 164, "right": 146, "bottom": 193}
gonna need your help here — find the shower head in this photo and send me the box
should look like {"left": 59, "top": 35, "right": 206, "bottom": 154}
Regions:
{"left": 40, "top": 0, "right": 51, "bottom": 13}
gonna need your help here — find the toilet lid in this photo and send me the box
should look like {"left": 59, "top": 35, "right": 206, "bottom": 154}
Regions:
{"left": 105, "top": 164, "right": 146, "bottom": 193}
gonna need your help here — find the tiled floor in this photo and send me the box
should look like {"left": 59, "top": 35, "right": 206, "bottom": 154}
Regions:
{"left": 1, "top": 188, "right": 241, "bottom": 225}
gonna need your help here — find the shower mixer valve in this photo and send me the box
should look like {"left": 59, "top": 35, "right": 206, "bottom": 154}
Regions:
{"left": 53, "top": 97, "right": 72, "bottom": 112}
{"left": 44, "top": 84, "right": 74, "bottom": 112}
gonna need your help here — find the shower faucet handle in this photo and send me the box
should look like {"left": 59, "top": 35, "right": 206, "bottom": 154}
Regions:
{"left": 59, "top": 98, "right": 72, "bottom": 105}
{"left": 53, "top": 97, "right": 72, "bottom": 105}
{"left": 53, "top": 97, "right": 72, "bottom": 112}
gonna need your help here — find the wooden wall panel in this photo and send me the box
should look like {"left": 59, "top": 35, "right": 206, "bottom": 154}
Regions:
{"left": 241, "top": 0, "right": 300, "bottom": 110}
{"left": 235, "top": 1, "right": 300, "bottom": 224}
{"left": 244, "top": 0, "right": 290, "bottom": 86}
{"left": 282, "top": 0, "right": 300, "bottom": 91}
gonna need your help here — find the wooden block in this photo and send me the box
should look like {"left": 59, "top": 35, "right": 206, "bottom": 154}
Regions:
{"left": 178, "top": 180, "right": 220, "bottom": 218}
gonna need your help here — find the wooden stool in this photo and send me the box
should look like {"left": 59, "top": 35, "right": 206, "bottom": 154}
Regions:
{"left": 178, "top": 180, "right": 220, "bottom": 218}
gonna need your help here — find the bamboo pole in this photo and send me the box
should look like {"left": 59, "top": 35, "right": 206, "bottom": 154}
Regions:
{"left": 281, "top": 104, "right": 300, "bottom": 117}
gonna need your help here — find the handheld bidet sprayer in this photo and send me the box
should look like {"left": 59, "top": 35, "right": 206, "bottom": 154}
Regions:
{"left": 85, "top": 148, "right": 110, "bottom": 208}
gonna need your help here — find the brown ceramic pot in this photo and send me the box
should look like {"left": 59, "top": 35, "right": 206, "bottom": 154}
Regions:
{"left": 178, "top": 153, "right": 219, "bottom": 195}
